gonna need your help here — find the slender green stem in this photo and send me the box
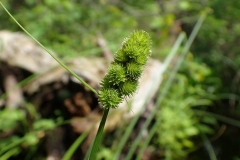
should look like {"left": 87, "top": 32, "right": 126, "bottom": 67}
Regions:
{"left": 88, "top": 108, "right": 110, "bottom": 160}
{"left": 125, "top": 13, "right": 206, "bottom": 160}
{"left": 83, "top": 141, "right": 93, "bottom": 160}
{"left": 0, "top": 2, "right": 98, "bottom": 95}
{"left": 194, "top": 109, "right": 240, "bottom": 127}
{"left": 0, "top": 137, "right": 26, "bottom": 155}
{"left": 0, "top": 148, "right": 20, "bottom": 160}
{"left": 113, "top": 108, "right": 142, "bottom": 160}
{"left": 136, "top": 117, "right": 161, "bottom": 160}
{"left": 201, "top": 134, "right": 217, "bottom": 160}
{"left": 62, "top": 131, "right": 89, "bottom": 160}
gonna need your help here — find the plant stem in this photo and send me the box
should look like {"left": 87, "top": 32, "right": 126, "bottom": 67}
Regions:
{"left": 201, "top": 134, "right": 217, "bottom": 160}
{"left": 62, "top": 130, "right": 89, "bottom": 160}
{"left": 0, "top": 137, "right": 26, "bottom": 155}
{"left": 88, "top": 107, "right": 109, "bottom": 160}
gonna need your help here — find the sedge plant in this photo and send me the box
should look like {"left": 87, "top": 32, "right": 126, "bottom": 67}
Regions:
{"left": 89, "top": 30, "right": 151, "bottom": 159}
{"left": 0, "top": 2, "right": 151, "bottom": 159}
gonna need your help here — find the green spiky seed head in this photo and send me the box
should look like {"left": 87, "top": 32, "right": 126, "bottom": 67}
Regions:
{"left": 122, "top": 30, "right": 151, "bottom": 58}
{"left": 99, "top": 30, "right": 151, "bottom": 109}
{"left": 135, "top": 53, "right": 148, "bottom": 65}
{"left": 119, "top": 80, "right": 138, "bottom": 97}
{"left": 100, "top": 77, "right": 111, "bottom": 89}
{"left": 104, "top": 64, "right": 126, "bottom": 85}
{"left": 115, "top": 50, "right": 128, "bottom": 63}
{"left": 122, "top": 45, "right": 140, "bottom": 58}
{"left": 126, "top": 62, "right": 142, "bottom": 79}
{"left": 98, "top": 89, "right": 122, "bottom": 109}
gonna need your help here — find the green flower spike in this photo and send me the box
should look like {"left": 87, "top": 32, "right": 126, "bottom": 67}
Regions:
{"left": 115, "top": 50, "right": 128, "bottom": 63}
{"left": 106, "top": 63, "right": 126, "bottom": 85}
{"left": 119, "top": 80, "right": 138, "bottom": 97}
{"left": 99, "top": 30, "right": 151, "bottom": 109}
{"left": 98, "top": 89, "right": 122, "bottom": 109}
{"left": 126, "top": 62, "right": 142, "bottom": 79}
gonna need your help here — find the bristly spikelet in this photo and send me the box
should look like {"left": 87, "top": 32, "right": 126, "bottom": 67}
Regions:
{"left": 105, "top": 64, "right": 126, "bottom": 85}
{"left": 135, "top": 53, "right": 148, "bottom": 65}
{"left": 122, "top": 45, "right": 140, "bottom": 58}
{"left": 126, "top": 62, "right": 142, "bottom": 79}
{"left": 115, "top": 50, "right": 128, "bottom": 63}
{"left": 98, "top": 89, "right": 122, "bottom": 109}
{"left": 99, "top": 30, "right": 151, "bottom": 109}
{"left": 119, "top": 80, "right": 138, "bottom": 97}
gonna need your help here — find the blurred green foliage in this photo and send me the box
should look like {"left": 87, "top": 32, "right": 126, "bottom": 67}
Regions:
{"left": 97, "top": 147, "right": 114, "bottom": 160}
{"left": 181, "top": 0, "right": 240, "bottom": 96}
{"left": 0, "top": 102, "right": 58, "bottom": 159}
{"left": 0, "top": 0, "right": 184, "bottom": 58}
{"left": 154, "top": 53, "right": 218, "bottom": 159}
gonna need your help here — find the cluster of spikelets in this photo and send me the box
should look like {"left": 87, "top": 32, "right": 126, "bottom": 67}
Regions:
{"left": 99, "top": 30, "right": 151, "bottom": 109}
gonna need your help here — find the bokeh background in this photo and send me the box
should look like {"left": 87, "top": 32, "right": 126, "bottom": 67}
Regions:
{"left": 0, "top": 0, "right": 240, "bottom": 160}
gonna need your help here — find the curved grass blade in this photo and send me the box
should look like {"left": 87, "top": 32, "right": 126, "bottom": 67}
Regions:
{"left": 62, "top": 130, "right": 90, "bottom": 160}
{"left": 126, "top": 12, "right": 207, "bottom": 160}
{"left": 0, "top": 2, "right": 97, "bottom": 95}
